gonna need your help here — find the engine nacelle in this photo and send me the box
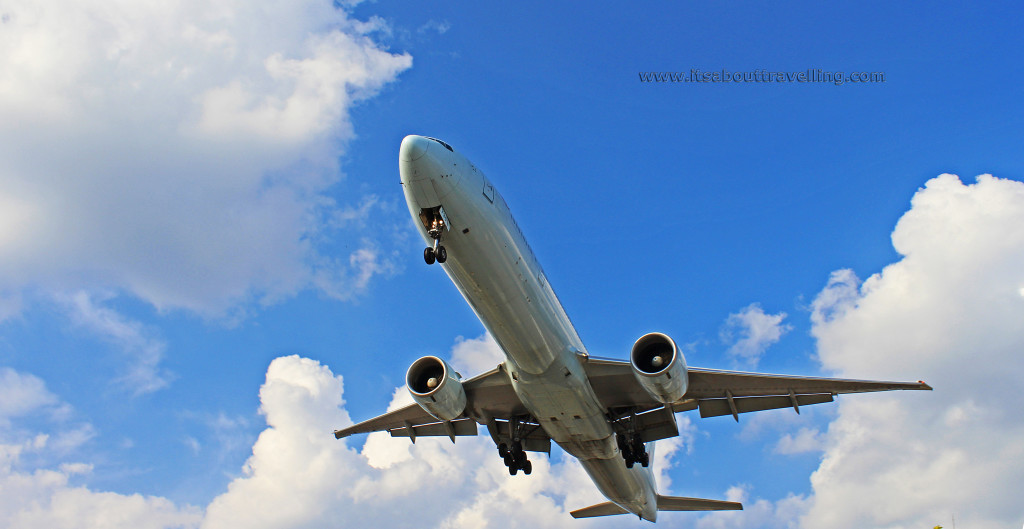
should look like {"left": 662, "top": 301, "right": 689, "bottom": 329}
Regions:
{"left": 630, "top": 332, "right": 689, "bottom": 404}
{"left": 406, "top": 356, "right": 467, "bottom": 421}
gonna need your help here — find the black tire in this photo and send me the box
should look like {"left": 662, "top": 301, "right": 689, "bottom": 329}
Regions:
{"left": 524, "top": 460, "right": 532, "bottom": 475}
{"left": 498, "top": 443, "right": 509, "bottom": 458}
{"left": 503, "top": 454, "right": 513, "bottom": 466}
{"left": 640, "top": 452, "right": 649, "bottom": 468}
{"left": 436, "top": 245, "right": 447, "bottom": 264}
{"left": 509, "top": 466, "right": 518, "bottom": 476}
{"left": 424, "top": 247, "right": 435, "bottom": 265}
{"left": 625, "top": 458, "right": 634, "bottom": 469}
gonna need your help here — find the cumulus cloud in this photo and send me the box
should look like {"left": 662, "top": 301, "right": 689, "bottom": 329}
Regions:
{"left": 720, "top": 303, "right": 792, "bottom": 367}
{"left": 0, "top": 335, "right": 707, "bottom": 529}
{"left": 0, "top": 0, "right": 412, "bottom": 318}
{"left": 798, "top": 174, "right": 1024, "bottom": 529}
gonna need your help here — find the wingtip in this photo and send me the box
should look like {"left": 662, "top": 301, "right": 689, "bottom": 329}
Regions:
{"left": 918, "top": 381, "right": 934, "bottom": 391}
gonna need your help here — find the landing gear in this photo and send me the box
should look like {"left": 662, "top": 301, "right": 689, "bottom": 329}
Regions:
{"left": 498, "top": 441, "right": 532, "bottom": 475}
{"left": 617, "top": 432, "right": 649, "bottom": 469}
{"left": 497, "top": 417, "right": 533, "bottom": 476}
{"left": 424, "top": 243, "right": 447, "bottom": 264}
{"left": 423, "top": 215, "right": 447, "bottom": 265}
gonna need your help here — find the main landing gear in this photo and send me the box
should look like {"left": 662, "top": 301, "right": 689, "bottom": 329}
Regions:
{"left": 423, "top": 215, "right": 447, "bottom": 265}
{"left": 617, "top": 432, "right": 649, "bottom": 469}
{"left": 498, "top": 441, "right": 532, "bottom": 476}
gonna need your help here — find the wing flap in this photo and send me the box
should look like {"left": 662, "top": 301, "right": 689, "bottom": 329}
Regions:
{"left": 388, "top": 418, "right": 478, "bottom": 439}
{"left": 698, "top": 393, "right": 833, "bottom": 419}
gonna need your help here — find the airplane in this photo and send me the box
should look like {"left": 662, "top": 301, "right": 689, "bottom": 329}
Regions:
{"left": 333, "top": 135, "right": 932, "bottom": 522}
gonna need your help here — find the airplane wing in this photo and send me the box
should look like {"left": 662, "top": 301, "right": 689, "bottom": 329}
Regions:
{"left": 582, "top": 357, "right": 932, "bottom": 422}
{"left": 334, "top": 365, "right": 550, "bottom": 451}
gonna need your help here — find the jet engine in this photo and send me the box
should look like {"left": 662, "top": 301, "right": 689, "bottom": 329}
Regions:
{"left": 630, "top": 332, "right": 688, "bottom": 404}
{"left": 406, "top": 356, "right": 467, "bottom": 421}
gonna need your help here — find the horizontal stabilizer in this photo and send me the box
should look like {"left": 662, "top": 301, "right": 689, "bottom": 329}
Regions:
{"left": 657, "top": 494, "right": 743, "bottom": 511}
{"left": 569, "top": 502, "right": 628, "bottom": 519}
{"left": 570, "top": 495, "right": 742, "bottom": 519}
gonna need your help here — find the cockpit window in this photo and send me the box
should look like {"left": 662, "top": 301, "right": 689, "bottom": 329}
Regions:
{"left": 425, "top": 137, "right": 454, "bottom": 152}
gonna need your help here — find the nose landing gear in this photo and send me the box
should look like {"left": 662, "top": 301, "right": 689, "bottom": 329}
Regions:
{"left": 422, "top": 211, "right": 447, "bottom": 265}
{"left": 424, "top": 242, "right": 446, "bottom": 265}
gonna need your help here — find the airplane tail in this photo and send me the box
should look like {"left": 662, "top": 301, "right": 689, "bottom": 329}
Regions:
{"left": 569, "top": 495, "right": 742, "bottom": 519}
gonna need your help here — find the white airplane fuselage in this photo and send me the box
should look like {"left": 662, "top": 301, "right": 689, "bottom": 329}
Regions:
{"left": 398, "top": 135, "right": 659, "bottom": 521}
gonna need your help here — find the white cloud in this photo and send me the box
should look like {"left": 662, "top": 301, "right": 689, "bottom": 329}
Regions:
{"left": 720, "top": 303, "right": 792, "bottom": 367}
{"left": 0, "top": 465, "right": 203, "bottom": 529}
{"left": 0, "top": 368, "right": 60, "bottom": 425}
{"left": 774, "top": 427, "right": 825, "bottom": 455}
{"left": 0, "top": 337, "right": 698, "bottom": 529}
{"left": 0, "top": 367, "right": 199, "bottom": 529}
{"left": 0, "top": 0, "right": 412, "bottom": 318}
{"left": 799, "top": 174, "right": 1024, "bottom": 529}
{"left": 418, "top": 19, "right": 452, "bottom": 35}
{"left": 61, "top": 291, "right": 172, "bottom": 395}
{"left": 695, "top": 485, "right": 808, "bottom": 529}
{"left": 449, "top": 333, "right": 505, "bottom": 375}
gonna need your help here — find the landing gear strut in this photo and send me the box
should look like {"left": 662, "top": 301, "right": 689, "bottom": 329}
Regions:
{"left": 615, "top": 415, "right": 649, "bottom": 469}
{"left": 423, "top": 215, "right": 447, "bottom": 265}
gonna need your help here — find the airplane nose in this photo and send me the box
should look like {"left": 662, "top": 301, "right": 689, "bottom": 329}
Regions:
{"left": 400, "top": 135, "right": 431, "bottom": 162}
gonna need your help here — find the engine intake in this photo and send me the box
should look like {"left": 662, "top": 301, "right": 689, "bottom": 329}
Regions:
{"left": 630, "top": 332, "right": 688, "bottom": 403}
{"left": 406, "top": 356, "right": 467, "bottom": 421}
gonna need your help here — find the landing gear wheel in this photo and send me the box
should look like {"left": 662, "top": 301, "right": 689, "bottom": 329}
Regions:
{"left": 509, "top": 466, "right": 518, "bottom": 476}
{"left": 523, "top": 460, "right": 532, "bottom": 475}
{"left": 436, "top": 245, "right": 447, "bottom": 264}
{"left": 424, "top": 247, "right": 436, "bottom": 265}
{"left": 640, "top": 452, "right": 650, "bottom": 468}
{"left": 625, "top": 458, "right": 635, "bottom": 469}
{"left": 498, "top": 443, "right": 509, "bottom": 459}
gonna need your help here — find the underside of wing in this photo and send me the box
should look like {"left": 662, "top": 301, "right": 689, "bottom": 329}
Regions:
{"left": 334, "top": 365, "right": 537, "bottom": 444}
{"left": 686, "top": 367, "right": 932, "bottom": 398}
{"left": 581, "top": 356, "right": 931, "bottom": 422}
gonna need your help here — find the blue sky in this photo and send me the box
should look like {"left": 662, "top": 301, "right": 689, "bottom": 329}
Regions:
{"left": 1, "top": 1, "right": 1022, "bottom": 528}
